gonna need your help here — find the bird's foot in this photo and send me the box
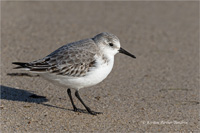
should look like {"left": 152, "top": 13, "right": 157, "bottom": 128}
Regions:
{"left": 73, "top": 107, "right": 86, "bottom": 113}
{"left": 86, "top": 107, "right": 103, "bottom": 115}
{"left": 88, "top": 110, "right": 103, "bottom": 115}
{"left": 73, "top": 107, "right": 102, "bottom": 115}
{"left": 73, "top": 107, "right": 82, "bottom": 112}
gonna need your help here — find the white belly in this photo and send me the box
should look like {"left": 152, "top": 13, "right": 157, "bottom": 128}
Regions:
{"left": 40, "top": 57, "right": 114, "bottom": 90}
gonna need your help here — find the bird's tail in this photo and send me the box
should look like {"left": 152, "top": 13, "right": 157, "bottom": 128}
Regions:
{"left": 12, "top": 62, "right": 30, "bottom": 70}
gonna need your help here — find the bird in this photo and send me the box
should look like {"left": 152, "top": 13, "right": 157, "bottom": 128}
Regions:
{"left": 13, "top": 32, "right": 136, "bottom": 115}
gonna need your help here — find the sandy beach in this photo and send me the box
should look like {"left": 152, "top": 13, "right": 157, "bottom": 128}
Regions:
{"left": 1, "top": 1, "right": 199, "bottom": 132}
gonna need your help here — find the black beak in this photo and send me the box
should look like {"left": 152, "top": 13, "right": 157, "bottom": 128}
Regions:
{"left": 119, "top": 47, "right": 136, "bottom": 59}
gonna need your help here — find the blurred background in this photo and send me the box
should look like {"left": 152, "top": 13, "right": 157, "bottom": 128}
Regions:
{"left": 1, "top": 1, "right": 199, "bottom": 132}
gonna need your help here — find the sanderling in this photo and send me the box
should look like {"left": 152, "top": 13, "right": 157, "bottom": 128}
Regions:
{"left": 13, "top": 32, "right": 136, "bottom": 115}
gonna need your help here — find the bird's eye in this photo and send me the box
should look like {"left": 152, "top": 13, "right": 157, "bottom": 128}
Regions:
{"left": 109, "top": 43, "right": 114, "bottom": 47}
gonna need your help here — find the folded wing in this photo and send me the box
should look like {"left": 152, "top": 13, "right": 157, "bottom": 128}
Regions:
{"left": 13, "top": 39, "right": 99, "bottom": 77}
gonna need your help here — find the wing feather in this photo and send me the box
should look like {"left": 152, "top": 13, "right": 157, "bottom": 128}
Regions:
{"left": 23, "top": 38, "right": 99, "bottom": 77}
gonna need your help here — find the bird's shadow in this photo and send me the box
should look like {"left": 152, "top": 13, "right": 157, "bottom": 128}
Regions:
{"left": 1, "top": 85, "right": 48, "bottom": 103}
{"left": 4, "top": 72, "right": 98, "bottom": 115}
{"left": 1, "top": 85, "right": 92, "bottom": 114}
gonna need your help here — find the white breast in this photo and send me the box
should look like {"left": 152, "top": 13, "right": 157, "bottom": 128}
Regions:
{"left": 41, "top": 57, "right": 114, "bottom": 90}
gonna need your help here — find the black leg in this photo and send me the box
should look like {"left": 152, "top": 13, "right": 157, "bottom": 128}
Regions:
{"left": 67, "top": 88, "right": 78, "bottom": 112}
{"left": 75, "top": 90, "right": 102, "bottom": 115}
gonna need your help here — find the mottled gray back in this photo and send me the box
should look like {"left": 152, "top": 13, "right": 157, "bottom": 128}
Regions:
{"left": 27, "top": 38, "right": 100, "bottom": 77}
